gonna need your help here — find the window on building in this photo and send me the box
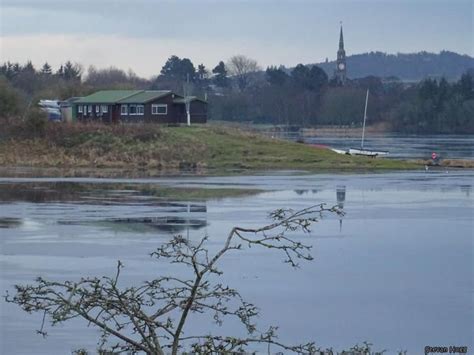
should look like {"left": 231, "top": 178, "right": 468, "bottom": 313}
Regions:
{"left": 88, "top": 105, "right": 92, "bottom": 113}
{"left": 78, "top": 105, "right": 83, "bottom": 113}
{"left": 96, "top": 105, "right": 100, "bottom": 114}
{"left": 121, "top": 105, "right": 128, "bottom": 115}
{"left": 152, "top": 104, "right": 167, "bottom": 115}
{"left": 129, "top": 104, "right": 137, "bottom": 115}
{"left": 137, "top": 105, "right": 144, "bottom": 115}
{"left": 101, "top": 105, "right": 108, "bottom": 113}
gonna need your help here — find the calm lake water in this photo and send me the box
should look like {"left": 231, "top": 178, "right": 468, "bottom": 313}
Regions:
{"left": 0, "top": 171, "right": 473, "bottom": 354}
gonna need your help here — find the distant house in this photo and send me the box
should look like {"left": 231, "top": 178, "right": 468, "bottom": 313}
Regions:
{"left": 73, "top": 90, "right": 207, "bottom": 124}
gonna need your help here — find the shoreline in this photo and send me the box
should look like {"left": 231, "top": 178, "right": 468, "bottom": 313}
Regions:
{"left": 0, "top": 160, "right": 473, "bottom": 179}
{"left": 211, "top": 121, "right": 474, "bottom": 139}
{"left": 3, "top": 123, "right": 472, "bottom": 177}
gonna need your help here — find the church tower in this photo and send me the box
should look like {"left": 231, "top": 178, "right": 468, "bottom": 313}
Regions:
{"left": 335, "top": 23, "right": 347, "bottom": 85}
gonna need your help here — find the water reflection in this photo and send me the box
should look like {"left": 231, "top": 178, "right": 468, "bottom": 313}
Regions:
{"left": 0, "top": 182, "right": 209, "bottom": 236}
{"left": 55, "top": 201, "right": 208, "bottom": 235}
{"left": 110, "top": 217, "right": 207, "bottom": 233}
{"left": 292, "top": 187, "right": 346, "bottom": 232}
{"left": 0, "top": 182, "right": 150, "bottom": 205}
{"left": 0, "top": 217, "right": 22, "bottom": 229}
{"left": 294, "top": 189, "right": 320, "bottom": 195}
{"left": 0, "top": 183, "right": 82, "bottom": 203}
{"left": 336, "top": 185, "right": 346, "bottom": 232}
{"left": 460, "top": 185, "right": 471, "bottom": 197}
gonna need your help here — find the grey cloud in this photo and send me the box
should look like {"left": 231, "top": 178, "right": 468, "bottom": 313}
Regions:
{"left": 2, "top": 0, "right": 472, "bottom": 61}
{"left": 1, "top": 0, "right": 328, "bottom": 43}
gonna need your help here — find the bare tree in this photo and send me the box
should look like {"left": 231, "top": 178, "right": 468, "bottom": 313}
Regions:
{"left": 227, "top": 55, "right": 261, "bottom": 91}
{"left": 85, "top": 66, "right": 150, "bottom": 90}
{"left": 6, "top": 205, "right": 346, "bottom": 354}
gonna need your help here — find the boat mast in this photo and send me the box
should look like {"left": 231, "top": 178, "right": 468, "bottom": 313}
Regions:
{"left": 361, "top": 89, "right": 369, "bottom": 150}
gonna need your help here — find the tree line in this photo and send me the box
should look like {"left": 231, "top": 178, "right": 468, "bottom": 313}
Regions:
{"left": 390, "top": 75, "right": 474, "bottom": 134}
{"left": 0, "top": 56, "right": 473, "bottom": 133}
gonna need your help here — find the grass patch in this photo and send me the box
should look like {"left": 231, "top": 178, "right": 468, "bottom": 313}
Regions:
{"left": 0, "top": 123, "right": 419, "bottom": 173}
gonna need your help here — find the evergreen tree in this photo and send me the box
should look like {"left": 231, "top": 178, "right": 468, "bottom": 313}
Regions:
{"left": 23, "top": 61, "right": 36, "bottom": 74}
{"left": 56, "top": 65, "right": 64, "bottom": 77}
{"left": 418, "top": 78, "right": 438, "bottom": 100}
{"left": 265, "top": 66, "right": 289, "bottom": 86}
{"left": 180, "top": 58, "right": 196, "bottom": 81}
{"left": 352, "top": 76, "right": 384, "bottom": 98}
{"left": 458, "top": 71, "right": 474, "bottom": 99}
{"left": 0, "top": 62, "right": 18, "bottom": 80}
{"left": 308, "top": 65, "right": 328, "bottom": 92}
{"left": 212, "top": 61, "right": 229, "bottom": 88}
{"left": 197, "top": 64, "right": 208, "bottom": 80}
{"left": 437, "top": 78, "right": 450, "bottom": 109}
{"left": 63, "top": 61, "right": 82, "bottom": 81}
{"left": 291, "top": 64, "right": 311, "bottom": 89}
{"left": 0, "top": 77, "right": 22, "bottom": 121}
{"left": 160, "top": 55, "right": 196, "bottom": 81}
{"left": 12, "top": 63, "right": 21, "bottom": 74}
{"left": 13, "top": 61, "right": 41, "bottom": 95}
{"left": 40, "top": 62, "right": 52, "bottom": 75}
{"left": 291, "top": 64, "right": 328, "bottom": 92}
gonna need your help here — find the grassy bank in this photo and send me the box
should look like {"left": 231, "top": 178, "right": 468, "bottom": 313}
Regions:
{"left": 0, "top": 123, "right": 418, "bottom": 172}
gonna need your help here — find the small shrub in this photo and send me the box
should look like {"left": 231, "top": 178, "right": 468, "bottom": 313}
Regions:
{"left": 25, "top": 108, "right": 48, "bottom": 137}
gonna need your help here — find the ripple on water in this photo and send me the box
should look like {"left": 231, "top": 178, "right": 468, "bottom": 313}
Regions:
{"left": 0, "top": 217, "right": 22, "bottom": 229}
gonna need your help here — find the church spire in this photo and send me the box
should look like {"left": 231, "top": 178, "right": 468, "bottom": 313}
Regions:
{"left": 335, "top": 22, "right": 347, "bottom": 85}
{"left": 339, "top": 22, "right": 344, "bottom": 50}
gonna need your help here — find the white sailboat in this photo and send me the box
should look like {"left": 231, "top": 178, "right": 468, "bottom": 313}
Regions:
{"left": 348, "top": 89, "right": 389, "bottom": 157}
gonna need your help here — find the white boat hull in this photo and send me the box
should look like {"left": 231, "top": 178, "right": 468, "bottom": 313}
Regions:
{"left": 330, "top": 148, "right": 348, "bottom": 155}
{"left": 348, "top": 148, "right": 389, "bottom": 157}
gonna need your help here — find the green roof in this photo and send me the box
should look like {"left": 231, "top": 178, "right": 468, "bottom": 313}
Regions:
{"left": 73, "top": 90, "right": 206, "bottom": 106}
{"left": 75, "top": 90, "right": 142, "bottom": 104}
{"left": 74, "top": 90, "right": 178, "bottom": 104}
{"left": 118, "top": 90, "right": 172, "bottom": 103}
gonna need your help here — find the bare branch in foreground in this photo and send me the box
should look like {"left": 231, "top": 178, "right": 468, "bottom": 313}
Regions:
{"left": 6, "top": 205, "right": 349, "bottom": 354}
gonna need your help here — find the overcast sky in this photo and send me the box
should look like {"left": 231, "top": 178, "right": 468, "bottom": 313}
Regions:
{"left": 1, "top": 0, "right": 472, "bottom": 78}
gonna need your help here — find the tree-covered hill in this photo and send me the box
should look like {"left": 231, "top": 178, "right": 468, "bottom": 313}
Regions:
{"left": 316, "top": 51, "right": 474, "bottom": 81}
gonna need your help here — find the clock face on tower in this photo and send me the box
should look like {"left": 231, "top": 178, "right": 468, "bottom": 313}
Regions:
{"left": 338, "top": 63, "right": 345, "bottom": 70}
